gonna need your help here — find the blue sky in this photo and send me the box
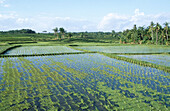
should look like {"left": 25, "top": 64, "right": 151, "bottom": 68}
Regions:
{"left": 0, "top": 0, "right": 170, "bottom": 32}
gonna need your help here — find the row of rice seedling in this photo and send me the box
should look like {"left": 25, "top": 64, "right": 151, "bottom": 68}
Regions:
{"left": 102, "top": 53, "right": 170, "bottom": 73}
{"left": 4, "top": 46, "right": 83, "bottom": 55}
{"left": 70, "top": 45, "right": 170, "bottom": 73}
{"left": 48, "top": 53, "right": 169, "bottom": 109}
{"left": 118, "top": 54, "right": 170, "bottom": 67}
{"left": 0, "top": 53, "right": 169, "bottom": 110}
{"left": 74, "top": 45, "right": 170, "bottom": 54}
{"left": 26, "top": 53, "right": 169, "bottom": 109}
{"left": 0, "top": 56, "right": 95, "bottom": 110}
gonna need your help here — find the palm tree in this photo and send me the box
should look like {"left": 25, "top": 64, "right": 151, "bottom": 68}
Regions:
{"left": 80, "top": 32, "right": 84, "bottom": 38}
{"left": 59, "top": 27, "right": 65, "bottom": 39}
{"left": 53, "top": 27, "right": 59, "bottom": 39}
{"left": 133, "top": 24, "right": 138, "bottom": 43}
{"left": 68, "top": 33, "right": 72, "bottom": 38}
{"left": 161, "top": 30, "right": 165, "bottom": 45}
{"left": 164, "top": 22, "right": 169, "bottom": 41}
{"left": 138, "top": 26, "right": 145, "bottom": 40}
{"left": 112, "top": 30, "right": 116, "bottom": 37}
{"left": 53, "top": 27, "right": 58, "bottom": 35}
{"left": 155, "top": 23, "right": 161, "bottom": 45}
{"left": 149, "top": 21, "right": 155, "bottom": 41}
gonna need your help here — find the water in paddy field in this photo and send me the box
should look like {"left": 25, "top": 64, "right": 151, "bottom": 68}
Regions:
{"left": 4, "top": 46, "right": 82, "bottom": 55}
{"left": 118, "top": 54, "right": 170, "bottom": 67}
{"left": 0, "top": 53, "right": 169, "bottom": 110}
{"left": 75, "top": 46, "right": 170, "bottom": 53}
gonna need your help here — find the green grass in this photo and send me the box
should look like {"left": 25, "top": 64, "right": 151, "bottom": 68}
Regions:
{"left": 0, "top": 46, "right": 11, "bottom": 53}
{"left": 0, "top": 45, "right": 19, "bottom": 54}
{"left": 0, "top": 37, "right": 32, "bottom": 41}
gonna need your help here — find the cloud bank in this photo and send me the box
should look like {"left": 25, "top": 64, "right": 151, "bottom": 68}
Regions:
{"left": 98, "top": 9, "right": 170, "bottom": 31}
{"left": 0, "top": 9, "right": 170, "bottom": 32}
{"left": 0, "top": 12, "right": 97, "bottom": 32}
{"left": 0, "top": 0, "right": 10, "bottom": 7}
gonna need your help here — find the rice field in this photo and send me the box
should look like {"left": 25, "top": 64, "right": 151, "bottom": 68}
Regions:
{"left": 118, "top": 54, "right": 170, "bottom": 67}
{"left": 4, "top": 46, "right": 82, "bottom": 55}
{"left": 75, "top": 46, "right": 170, "bottom": 53}
{"left": 0, "top": 53, "right": 169, "bottom": 111}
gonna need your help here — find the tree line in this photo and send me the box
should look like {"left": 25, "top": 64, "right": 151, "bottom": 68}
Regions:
{"left": 0, "top": 22, "right": 169, "bottom": 45}
{"left": 52, "top": 22, "right": 169, "bottom": 45}
{"left": 119, "top": 22, "right": 169, "bottom": 45}
{"left": 52, "top": 27, "right": 121, "bottom": 40}
{"left": 0, "top": 29, "right": 36, "bottom": 34}
{"left": 53, "top": 27, "right": 67, "bottom": 39}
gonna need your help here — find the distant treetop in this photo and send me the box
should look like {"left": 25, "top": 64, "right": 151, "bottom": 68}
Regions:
{"left": 0, "top": 29, "right": 36, "bottom": 34}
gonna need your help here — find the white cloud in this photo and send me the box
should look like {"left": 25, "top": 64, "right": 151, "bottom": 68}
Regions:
{"left": 98, "top": 9, "right": 170, "bottom": 32}
{"left": 97, "top": 13, "right": 129, "bottom": 31}
{"left": 0, "top": 12, "right": 17, "bottom": 19}
{"left": 3, "top": 4, "right": 10, "bottom": 7}
{"left": 0, "top": 0, "right": 4, "bottom": 4}
{"left": 0, "top": 12, "right": 97, "bottom": 32}
{"left": 0, "top": 0, "right": 10, "bottom": 7}
{"left": 0, "top": 9, "right": 170, "bottom": 32}
{"left": 134, "top": 9, "right": 144, "bottom": 16}
{"left": 130, "top": 8, "right": 145, "bottom": 23}
{"left": 16, "top": 18, "right": 29, "bottom": 24}
{"left": 29, "top": 15, "right": 97, "bottom": 32}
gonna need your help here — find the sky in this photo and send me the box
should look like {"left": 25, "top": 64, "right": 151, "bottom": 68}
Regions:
{"left": 0, "top": 0, "right": 170, "bottom": 32}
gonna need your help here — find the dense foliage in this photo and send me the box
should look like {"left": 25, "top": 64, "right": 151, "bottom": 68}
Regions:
{"left": 0, "top": 29, "right": 36, "bottom": 34}
{"left": 120, "top": 22, "right": 169, "bottom": 45}
{"left": 0, "top": 22, "right": 169, "bottom": 45}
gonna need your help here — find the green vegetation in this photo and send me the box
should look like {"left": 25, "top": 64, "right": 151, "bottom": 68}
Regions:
{"left": 1, "top": 21, "right": 169, "bottom": 45}
{"left": 0, "top": 54, "right": 169, "bottom": 110}
{"left": 74, "top": 45, "right": 170, "bottom": 54}
{"left": 0, "top": 45, "right": 21, "bottom": 54}
{"left": 101, "top": 53, "right": 170, "bottom": 73}
{"left": 0, "top": 46, "right": 12, "bottom": 54}
{"left": 118, "top": 54, "right": 170, "bottom": 67}
{"left": 0, "top": 22, "right": 169, "bottom": 110}
{"left": 4, "top": 46, "right": 82, "bottom": 55}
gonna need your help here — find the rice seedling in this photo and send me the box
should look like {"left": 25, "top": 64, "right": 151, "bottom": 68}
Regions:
{"left": 0, "top": 53, "right": 169, "bottom": 110}
{"left": 118, "top": 54, "right": 170, "bottom": 67}
{"left": 74, "top": 45, "right": 170, "bottom": 54}
{"left": 4, "top": 46, "right": 83, "bottom": 55}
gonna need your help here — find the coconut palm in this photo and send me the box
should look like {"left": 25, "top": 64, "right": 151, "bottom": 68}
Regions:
{"left": 164, "top": 22, "right": 169, "bottom": 41}
{"left": 53, "top": 27, "right": 58, "bottom": 35}
{"left": 68, "top": 33, "right": 72, "bottom": 38}
{"left": 161, "top": 30, "right": 165, "bottom": 45}
{"left": 59, "top": 27, "right": 66, "bottom": 39}
{"left": 138, "top": 26, "right": 145, "bottom": 40}
{"left": 155, "top": 23, "right": 161, "bottom": 45}
{"left": 53, "top": 27, "right": 59, "bottom": 39}
{"left": 112, "top": 30, "right": 116, "bottom": 37}
{"left": 149, "top": 21, "right": 155, "bottom": 41}
{"left": 133, "top": 24, "right": 138, "bottom": 43}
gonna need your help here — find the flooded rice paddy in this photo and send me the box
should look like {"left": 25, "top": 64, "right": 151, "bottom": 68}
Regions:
{"left": 4, "top": 46, "right": 82, "bottom": 55}
{"left": 75, "top": 46, "right": 170, "bottom": 53}
{"left": 118, "top": 54, "right": 170, "bottom": 67}
{"left": 0, "top": 53, "right": 169, "bottom": 110}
